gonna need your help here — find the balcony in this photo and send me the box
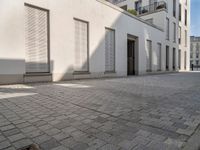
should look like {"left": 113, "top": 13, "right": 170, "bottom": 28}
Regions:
{"left": 138, "top": 1, "right": 167, "bottom": 15}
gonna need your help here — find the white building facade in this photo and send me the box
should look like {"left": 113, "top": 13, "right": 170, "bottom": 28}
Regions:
{"left": 190, "top": 36, "right": 200, "bottom": 67}
{"left": 0, "top": 0, "right": 189, "bottom": 84}
{"left": 108, "top": 0, "right": 190, "bottom": 71}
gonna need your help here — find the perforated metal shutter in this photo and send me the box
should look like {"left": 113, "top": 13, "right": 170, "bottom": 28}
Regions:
{"left": 25, "top": 5, "right": 49, "bottom": 73}
{"left": 74, "top": 19, "right": 89, "bottom": 72}
{"left": 157, "top": 43, "right": 161, "bottom": 70}
{"left": 105, "top": 28, "right": 115, "bottom": 72}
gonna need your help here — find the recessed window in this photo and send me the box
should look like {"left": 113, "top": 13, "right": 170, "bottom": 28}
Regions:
{"left": 179, "top": 4, "right": 181, "bottom": 21}
{"left": 74, "top": 19, "right": 89, "bottom": 72}
{"left": 173, "top": 0, "right": 176, "bottom": 17}
{"left": 105, "top": 28, "right": 115, "bottom": 73}
{"left": 173, "top": 22, "right": 176, "bottom": 43}
{"left": 166, "top": 18, "right": 170, "bottom": 40}
{"left": 146, "top": 40, "right": 152, "bottom": 72}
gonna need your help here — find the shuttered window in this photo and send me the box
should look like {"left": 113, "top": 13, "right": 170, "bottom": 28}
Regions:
{"left": 74, "top": 19, "right": 89, "bottom": 72}
{"left": 146, "top": 40, "right": 152, "bottom": 72}
{"left": 105, "top": 28, "right": 115, "bottom": 72}
{"left": 157, "top": 43, "right": 162, "bottom": 71}
{"left": 25, "top": 4, "right": 49, "bottom": 73}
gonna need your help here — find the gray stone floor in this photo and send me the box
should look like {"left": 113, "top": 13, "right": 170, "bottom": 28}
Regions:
{"left": 0, "top": 72, "right": 200, "bottom": 150}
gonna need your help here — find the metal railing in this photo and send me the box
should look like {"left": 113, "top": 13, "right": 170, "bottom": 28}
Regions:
{"left": 110, "top": 0, "right": 127, "bottom": 4}
{"left": 138, "top": 1, "right": 167, "bottom": 15}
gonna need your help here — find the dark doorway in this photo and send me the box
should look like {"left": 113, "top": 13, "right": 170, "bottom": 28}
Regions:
{"left": 127, "top": 39, "right": 135, "bottom": 75}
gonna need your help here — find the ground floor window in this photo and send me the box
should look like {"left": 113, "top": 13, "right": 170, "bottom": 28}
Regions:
{"left": 178, "top": 49, "right": 181, "bottom": 69}
{"left": 25, "top": 4, "right": 50, "bottom": 73}
{"left": 184, "top": 51, "right": 187, "bottom": 69}
{"left": 105, "top": 28, "right": 115, "bottom": 73}
{"left": 157, "top": 43, "right": 162, "bottom": 71}
{"left": 146, "top": 40, "right": 152, "bottom": 72}
{"left": 166, "top": 46, "right": 169, "bottom": 70}
{"left": 74, "top": 19, "right": 89, "bottom": 72}
{"left": 173, "top": 48, "right": 176, "bottom": 70}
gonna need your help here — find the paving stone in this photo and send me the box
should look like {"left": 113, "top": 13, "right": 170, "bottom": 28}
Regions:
{"left": 60, "top": 137, "right": 77, "bottom": 148}
{"left": 98, "top": 144, "right": 120, "bottom": 150}
{"left": 0, "top": 125, "right": 15, "bottom": 131}
{"left": 53, "top": 132, "right": 70, "bottom": 141}
{"left": 40, "top": 138, "right": 60, "bottom": 150}
{"left": 0, "top": 135, "right": 6, "bottom": 142}
{"left": 0, "top": 141, "right": 11, "bottom": 149}
{"left": 12, "top": 139, "right": 32, "bottom": 149}
{"left": 33, "top": 134, "right": 51, "bottom": 144}
{"left": 51, "top": 145, "right": 69, "bottom": 150}
{"left": 72, "top": 143, "right": 89, "bottom": 150}
{"left": 88, "top": 138, "right": 106, "bottom": 149}
{"left": 164, "top": 138, "right": 184, "bottom": 148}
{"left": 3, "top": 128, "right": 20, "bottom": 137}
{"left": 0, "top": 73, "right": 200, "bottom": 149}
{"left": 8, "top": 133, "right": 25, "bottom": 142}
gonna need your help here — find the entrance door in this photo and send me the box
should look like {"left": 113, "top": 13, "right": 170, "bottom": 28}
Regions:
{"left": 127, "top": 40, "right": 135, "bottom": 75}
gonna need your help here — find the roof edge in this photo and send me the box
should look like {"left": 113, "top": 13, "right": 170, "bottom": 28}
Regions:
{"left": 96, "top": 0, "right": 164, "bottom": 32}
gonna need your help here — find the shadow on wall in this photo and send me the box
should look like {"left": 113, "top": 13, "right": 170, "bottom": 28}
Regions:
{"left": 0, "top": 1, "right": 155, "bottom": 83}
{"left": 0, "top": 58, "right": 54, "bottom": 84}
{"left": 56, "top": 3, "right": 153, "bottom": 81}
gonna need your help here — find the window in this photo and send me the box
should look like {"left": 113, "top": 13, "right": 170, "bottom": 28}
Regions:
{"left": 179, "top": 4, "right": 181, "bottom": 21}
{"left": 190, "top": 43, "right": 193, "bottom": 52}
{"left": 25, "top": 4, "right": 50, "bottom": 73}
{"left": 178, "top": 49, "right": 181, "bottom": 69}
{"left": 166, "top": 46, "right": 169, "bottom": 70}
{"left": 185, "top": 30, "right": 187, "bottom": 47}
{"left": 196, "top": 43, "right": 200, "bottom": 52}
{"left": 173, "top": 48, "right": 176, "bottom": 70}
{"left": 166, "top": 18, "right": 169, "bottom": 40}
{"left": 185, "top": 9, "right": 187, "bottom": 26}
{"left": 74, "top": 19, "right": 89, "bottom": 72}
{"left": 184, "top": 51, "right": 187, "bottom": 69}
{"left": 173, "top": 0, "right": 176, "bottom": 17}
{"left": 146, "top": 40, "right": 152, "bottom": 72}
{"left": 190, "top": 53, "right": 193, "bottom": 58}
{"left": 157, "top": 43, "right": 162, "bottom": 71}
{"left": 105, "top": 28, "right": 115, "bottom": 72}
{"left": 196, "top": 53, "right": 199, "bottom": 59}
{"left": 178, "top": 26, "right": 181, "bottom": 44}
{"left": 196, "top": 60, "right": 199, "bottom": 65}
{"left": 173, "top": 22, "right": 176, "bottom": 43}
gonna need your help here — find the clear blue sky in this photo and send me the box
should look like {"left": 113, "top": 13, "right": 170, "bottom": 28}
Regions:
{"left": 191, "top": 0, "right": 200, "bottom": 36}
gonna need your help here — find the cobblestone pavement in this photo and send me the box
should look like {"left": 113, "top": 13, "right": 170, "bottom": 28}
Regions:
{"left": 0, "top": 72, "right": 200, "bottom": 150}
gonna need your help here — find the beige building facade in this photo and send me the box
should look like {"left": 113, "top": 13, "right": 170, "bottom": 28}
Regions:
{"left": 108, "top": 0, "right": 190, "bottom": 71}
{"left": 190, "top": 36, "right": 200, "bottom": 67}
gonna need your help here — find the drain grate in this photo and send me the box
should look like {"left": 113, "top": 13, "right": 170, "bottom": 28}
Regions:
{"left": 18, "top": 144, "right": 40, "bottom": 150}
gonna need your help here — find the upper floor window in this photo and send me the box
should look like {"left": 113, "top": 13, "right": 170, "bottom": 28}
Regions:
{"left": 166, "top": 18, "right": 170, "bottom": 40}
{"left": 178, "top": 26, "right": 181, "bottom": 44}
{"left": 185, "top": 30, "right": 187, "bottom": 47}
{"left": 179, "top": 4, "right": 181, "bottom": 21}
{"left": 173, "top": 0, "right": 176, "bottom": 17}
{"left": 173, "top": 22, "right": 176, "bottom": 43}
{"left": 191, "top": 43, "right": 193, "bottom": 52}
{"left": 185, "top": 9, "right": 187, "bottom": 26}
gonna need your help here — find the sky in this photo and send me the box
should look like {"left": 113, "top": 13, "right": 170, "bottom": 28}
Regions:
{"left": 191, "top": 0, "right": 200, "bottom": 36}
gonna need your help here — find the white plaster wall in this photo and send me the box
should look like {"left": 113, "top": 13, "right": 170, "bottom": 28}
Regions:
{"left": 0, "top": 0, "right": 164, "bottom": 83}
{"left": 0, "top": 0, "right": 25, "bottom": 74}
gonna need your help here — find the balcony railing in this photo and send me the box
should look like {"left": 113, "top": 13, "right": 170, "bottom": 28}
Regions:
{"left": 138, "top": 1, "right": 167, "bottom": 15}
